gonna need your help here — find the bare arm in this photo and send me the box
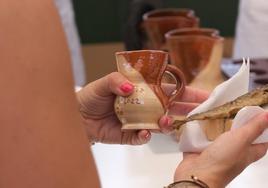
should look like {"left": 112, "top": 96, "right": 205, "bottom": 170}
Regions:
{"left": 0, "top": 0, "right": 100, "bottom": 187}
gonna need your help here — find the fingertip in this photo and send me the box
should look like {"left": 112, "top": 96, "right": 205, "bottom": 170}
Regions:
{"left": 138, "top": 130, "right": 151, "bottom": 143}
{"left": 119, "top": 82, "right": 134, "bottom": 95}
{"left": 107, "top": 72, "right": 134, "bottom": 96}
{"left": 159, "top": 116, "right": 167, "bottom": 126}
{"left": 159, "top": 116, "right": 174, "bottom": 134}
{"left": 159, "top": 116, "right": 173, "bottom": 126}
{"left": 257, "top": 112, "right": 268, "bottom": 130}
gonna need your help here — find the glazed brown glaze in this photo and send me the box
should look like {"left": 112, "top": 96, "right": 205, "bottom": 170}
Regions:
{"left": 115, "top": 50, "right": 185, "bottom": 130}
{"left": 165, "top": 28, "right": 224, "bottom": 84}
{"left": 143, "top": 8, "right": 199, "bottom": 50}
{"left": 116, "top": 50, "right": 184, "bottom": 108}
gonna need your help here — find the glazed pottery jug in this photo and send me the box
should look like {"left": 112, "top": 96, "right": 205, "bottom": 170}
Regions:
{"left": 165, "top": 28, "right": 224, "bottom": 89}
{"left": 114, "top": 50, "right": 185, "bottom": 130}
{"left": 143, "top": 8, "right": 199, "bottom": 50}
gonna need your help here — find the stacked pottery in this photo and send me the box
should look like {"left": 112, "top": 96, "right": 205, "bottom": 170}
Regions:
{"left": 165, "top": 28, "right": 224, "bottom": 91}
{"left": 165, "top": 28, "right": 227, "bottom": 140}
{"left": 142, "top": 8, "right": 199, "bottom": 50}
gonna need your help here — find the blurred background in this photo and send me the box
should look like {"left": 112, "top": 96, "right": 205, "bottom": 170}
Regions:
{"left": 72, "top": 0, "right": 238, "bottom": 83}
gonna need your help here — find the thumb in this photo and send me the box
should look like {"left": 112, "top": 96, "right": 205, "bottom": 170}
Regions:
{"left": 92, "top": 72, "right": 134, "bottom": 97}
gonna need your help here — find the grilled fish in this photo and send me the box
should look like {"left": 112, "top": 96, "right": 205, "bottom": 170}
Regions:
{"left": 173, "top": 84, "right": 268, "bottom": 129}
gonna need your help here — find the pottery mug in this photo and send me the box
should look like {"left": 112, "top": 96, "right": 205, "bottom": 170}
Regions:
{"left": 142, "top": 8, "right": 199, "bottom": 50}
{"left": 114, "top": 50, "right": 185, "bottom": 130}
{"left": 165, "top": 28, "right": 224, "bottom": 85}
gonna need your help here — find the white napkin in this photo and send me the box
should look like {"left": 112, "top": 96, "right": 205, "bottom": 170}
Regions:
{"left": 178, "top": 59, "right": 268, "bottom": 152}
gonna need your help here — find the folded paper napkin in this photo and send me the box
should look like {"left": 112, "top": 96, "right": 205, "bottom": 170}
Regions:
{"left": 179, "top": 59, "right": 268, "bottom": 152}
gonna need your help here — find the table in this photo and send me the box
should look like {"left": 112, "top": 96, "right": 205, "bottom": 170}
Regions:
{"left": 92, "top": 134, "right": 180, "bottom": 188}
{"left": 92, "top": 133, "right": 268, "bottom": 188}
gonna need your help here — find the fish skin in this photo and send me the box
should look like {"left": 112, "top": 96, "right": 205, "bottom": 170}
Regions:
{"left": 173, "top": 84, "right": 268, "bottom": 129}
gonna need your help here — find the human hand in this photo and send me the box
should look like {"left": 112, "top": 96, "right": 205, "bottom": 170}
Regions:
{"left": 77, "top": 72, "right": 148, "bottom": 145}
{"left": 159, "top": 84, "right": 209, "bottom": 133}
{"left": 77, "top": 72, "right": 208, "bottom": 145}
{"left": 174, "top": 112, "right": 268, "bottom": 188}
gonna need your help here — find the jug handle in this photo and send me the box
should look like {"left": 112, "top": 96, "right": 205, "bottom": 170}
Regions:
{"left": 160, "top": 65, "right": 186, "bottom": 108}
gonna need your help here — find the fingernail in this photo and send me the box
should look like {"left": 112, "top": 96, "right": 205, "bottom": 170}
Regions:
{"left": 164, "top": 117, "right": 169, "bottom": 126}
{"left": 165, "top": 116, "right": 173, "bottom": 126}
{"left": 145, "top": 132, "right": 151, "bottom": 140}
{"left": 120, "top": 82, "right": 134, "bottom": 93}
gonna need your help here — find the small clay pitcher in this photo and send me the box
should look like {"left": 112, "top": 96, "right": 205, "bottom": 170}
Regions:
{"left": 165, "top": 28, "right": 224, "bottom": 88}
{"left": 114, "top": 50, "right": 185, "bottom": 130}
{"left": 142, "top": 8, "right": 199, "bottom": 50}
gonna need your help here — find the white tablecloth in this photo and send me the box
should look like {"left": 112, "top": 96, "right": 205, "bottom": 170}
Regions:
{"left": 92, "top": 133, "right": 268, "bottom": 188}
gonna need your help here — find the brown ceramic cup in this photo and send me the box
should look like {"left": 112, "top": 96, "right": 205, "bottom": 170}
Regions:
{"left": 165, "top": 28, "right": 224, "bottom": 84}
{"left": 142, "top": 8, "right": 199, "bottom": 50}
{"left": 114, "top": 50, "right": 185, "bottom": 130}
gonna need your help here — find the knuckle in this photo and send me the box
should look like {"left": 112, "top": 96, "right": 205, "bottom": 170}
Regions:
{"left": 106, "top": 72, "right": 120, "bottom": 89}
{"left": 108, "top": 72, "right": 126, "bottom": 85}
{"left": 106, "top": 72, "right": 119, "bottom": 83}
{"left": 108, "top": 72, "right": 121, "bottom": 79}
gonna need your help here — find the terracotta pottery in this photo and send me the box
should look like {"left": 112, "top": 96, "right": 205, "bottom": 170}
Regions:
{"left": 166, "top": 28, "right": 227, "bottom": 141}
{"left": 142, "top": 8, "right": 199, "bottom": 50}
{"left": 165, "top": 28, "right": 224, "bottom": 89}
{"left": 114, "top": 50, "right": 185, "bottom": 130}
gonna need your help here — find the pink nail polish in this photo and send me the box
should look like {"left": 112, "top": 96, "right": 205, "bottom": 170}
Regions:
{"left": 120, "top": 83, "right": 133, "bottom": 93}
{"left": 164, "top": 117, "right": 169, "bottom": 126}
{"left": 164, "top": 116, "right": 173, "bottom": 126}
{"left": 145, "top": 132, "right": 150, "bottom": 140}
{"left": 167, "top": 117, "right": 173, "bottom": 125}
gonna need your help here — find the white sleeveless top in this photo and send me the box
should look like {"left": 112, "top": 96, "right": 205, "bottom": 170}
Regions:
{"left": 54, "top": 0, "right": 86, "bottom": 86}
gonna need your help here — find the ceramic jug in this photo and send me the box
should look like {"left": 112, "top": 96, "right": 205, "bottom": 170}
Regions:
{"left": 143, "top": 8, "right": 199, "bottom": 50}
{"left": 114, "top": 50, "right": 185, "bottom": 130}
